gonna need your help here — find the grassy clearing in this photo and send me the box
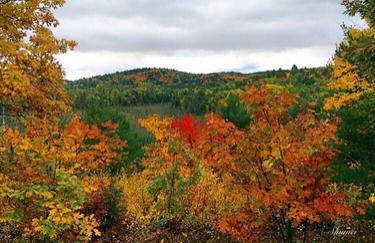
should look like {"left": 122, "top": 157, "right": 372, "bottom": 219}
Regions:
{"left": 122, "top": 103, "right": 184, "bottom": 142}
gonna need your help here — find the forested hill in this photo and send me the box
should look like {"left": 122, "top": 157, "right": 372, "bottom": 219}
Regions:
{"left": 66, "top": 66, "right": 331, "bottom": 116}
{"left": 67, "top": 66, "right": 328, "bottom": 88}
{"left": 68, "top": 67, "right": 252, "bottom": 88}
{"left": 70, "top": 68, "right": 258, "bottom": 87}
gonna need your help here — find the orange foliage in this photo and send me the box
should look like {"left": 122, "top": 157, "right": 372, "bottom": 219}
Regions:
{"left": 123, "top": 84, "right": 359, "bottom": 242}
{"left": 124, "top": 73, "right": 148, "bottom": 86}
{"left": 209, "top": 84, "right": 355, "bottom": 242}
{"left": 0, "top": 117, "right": 126, "bottom": 241}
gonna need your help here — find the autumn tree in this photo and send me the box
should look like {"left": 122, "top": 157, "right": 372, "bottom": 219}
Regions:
{"left": 324, "top": 1, "right": 375, "bottom": 192}
{"left": 213, "top": 84, "right": 358, "bottom": 243}
{"left": 0, "top": 1, "right": 130, "bottom": 241}
{"left": 117, "top": 114, "right": 235, "bottom": 238}
{"left": 116, "top": 83, "right": 364, "bottom": 242}
{"left": 0, "top": 0, "right": 76, "bottom": 127}
{"left": 0, "top": 117, "right": 126, "bottom": 241}
{"left": 117, "top": 114, "right": 240, "bottom": 231}
{"left": 138, "top": 115, "right": 204, "bottom": 215}
{"left": 189, "top": 113, "right": 245, "bottom": 226}
{"left": 324, "top": 0, "right": 374, "bottom": 110}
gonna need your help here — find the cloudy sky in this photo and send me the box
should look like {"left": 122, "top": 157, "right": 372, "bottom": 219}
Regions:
{"left": 54, "top": 0, "right": 364, "bottom": 80}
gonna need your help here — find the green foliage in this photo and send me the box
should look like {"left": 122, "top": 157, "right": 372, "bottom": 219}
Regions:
{"left": 332, "top": 93, "right": 375, "bottom": 187}
{"left": 98, "top": 184, "right": 124, "bottom": 232}
{"left": 326, "top": 0, "right": 375, "bottom": 204}
{"left": 218, "top": 93, "right": 251, "bottom": 129}
{"left": 337, "top": 93, "right": 375, "bottom": 165}
{"left": 81, "top": 106, "right": 143, "bottom": 174}
{"left": 343, "top": 0, "right": 375, "bottom": 26}
{"left": 68, "top": 67, "right": 330, "bottom": 119}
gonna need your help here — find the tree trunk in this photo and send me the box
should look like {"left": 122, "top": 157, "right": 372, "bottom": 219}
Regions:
{"left": 287, "top": 222, "right": 293, "bottom": 243}
{"left": 302, "top": 222, "right": 309, "bottom": 243}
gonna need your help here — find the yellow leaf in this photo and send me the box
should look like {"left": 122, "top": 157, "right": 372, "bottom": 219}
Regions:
{"left": 93, "top": 229, "right": 101, "bottom": 236}
{"left": 49, "top": 209, "right": 57, "bottom": 217}
{"left": 43, "top": 191, "right": 53, "bottom": 200}
{"left": 263, "top": 159, "right": 274, "bottom": 169}
{"left": 53, "top": 217, "right": 61, "bottom": 224}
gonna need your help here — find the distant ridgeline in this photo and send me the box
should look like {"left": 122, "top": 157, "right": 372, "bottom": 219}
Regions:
{"left": 66, "top": 67, "right": 331, "bottom": 120}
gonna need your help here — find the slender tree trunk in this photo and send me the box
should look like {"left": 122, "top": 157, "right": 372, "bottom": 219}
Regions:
{"left": 303, "top": 222, "right": 309, "bottom": 243}
{"left": 272, "top": 213, "right": 286, "bottom": 243}
{"left": 287, "top": 222, "right": 293, "bottom": 243}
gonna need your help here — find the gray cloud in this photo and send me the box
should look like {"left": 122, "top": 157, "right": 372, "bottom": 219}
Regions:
{"left": 55, "top": 0, "right": 358, "bottom": 53}
{"left": 53, "top": 0, "right": 365, "bottom": 79}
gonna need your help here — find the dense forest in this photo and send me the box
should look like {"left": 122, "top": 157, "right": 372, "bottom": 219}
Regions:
{"left": 68, "top": 66, "right": 328, "bottom": 113}
{"left": 1, "top": 0, "right": 374, "bottom": 242}
{"left": 67, "top": 67, "right": 333, "bottom": 174}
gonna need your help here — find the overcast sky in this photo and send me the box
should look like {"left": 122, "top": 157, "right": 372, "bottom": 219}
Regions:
{"left": 54, "top": 0, "right": 364, "bottom": 80}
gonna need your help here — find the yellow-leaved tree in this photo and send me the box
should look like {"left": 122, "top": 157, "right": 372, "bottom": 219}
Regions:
{"left": 324, "top": 0, "right": 374, "bottom": 110}
{"left": 0, "top": 117, "right": 126, "bottom": 241}
{"left": 0, "top": 0, "right": 76, "bottom": 125}
{"left": 0, "top": 1, "right": 128, "bottom": 242}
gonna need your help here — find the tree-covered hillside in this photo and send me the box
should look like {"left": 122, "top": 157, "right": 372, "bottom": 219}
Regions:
{"left": 67, "top": 66, "right": 331, "bottom": 114}
{"left": 67, "top": 66, "right": 336, "bottom": 174}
